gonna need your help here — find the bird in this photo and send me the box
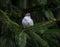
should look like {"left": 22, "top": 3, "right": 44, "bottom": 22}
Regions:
{"left": 22, "top": 13, "right": 34, "bottom": 28}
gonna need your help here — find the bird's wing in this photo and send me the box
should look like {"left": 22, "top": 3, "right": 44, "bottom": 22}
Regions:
{"left": 28, "top": 19, "right": 34, "bottom": 26}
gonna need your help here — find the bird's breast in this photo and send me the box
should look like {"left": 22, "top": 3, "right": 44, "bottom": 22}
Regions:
{"left": 22, "top": 16, "right": 34, "bottom": 27}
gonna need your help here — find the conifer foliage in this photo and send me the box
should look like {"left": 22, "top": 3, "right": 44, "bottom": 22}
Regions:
{"left": 0, "top": 0, "right": 60, "bottom": 47}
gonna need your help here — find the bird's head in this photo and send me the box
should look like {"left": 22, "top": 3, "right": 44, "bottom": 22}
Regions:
{"left": 25, "top": 13, "right": 31, "bottom": 16}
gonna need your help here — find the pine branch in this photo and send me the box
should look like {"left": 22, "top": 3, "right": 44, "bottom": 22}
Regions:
{"left": 23, "top": 18, "right": 57, "bottom": 31}
{"left": 0, "top": 10, "right": 22, "bottom": 33}
{"left": 0, "top": 10, "right": 59, "bottom": 33}
{"left": 30, "top": 32, "right": 49, "bottom": 47}
{"left": 18, "top": 31, "right": 27, "bottom": 47}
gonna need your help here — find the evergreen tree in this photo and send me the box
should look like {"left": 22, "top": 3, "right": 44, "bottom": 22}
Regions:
{"left": 0, "top": 0, "right": 60, "bottom": 47}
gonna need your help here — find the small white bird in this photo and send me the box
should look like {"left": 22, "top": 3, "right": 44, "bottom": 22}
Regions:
{"left": 22, "top": 13, "right": 34, "bottom": 27}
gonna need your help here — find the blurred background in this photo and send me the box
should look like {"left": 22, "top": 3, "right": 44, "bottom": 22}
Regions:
{"left": 0, "top": 0, "right": 60, "bottom": 47}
